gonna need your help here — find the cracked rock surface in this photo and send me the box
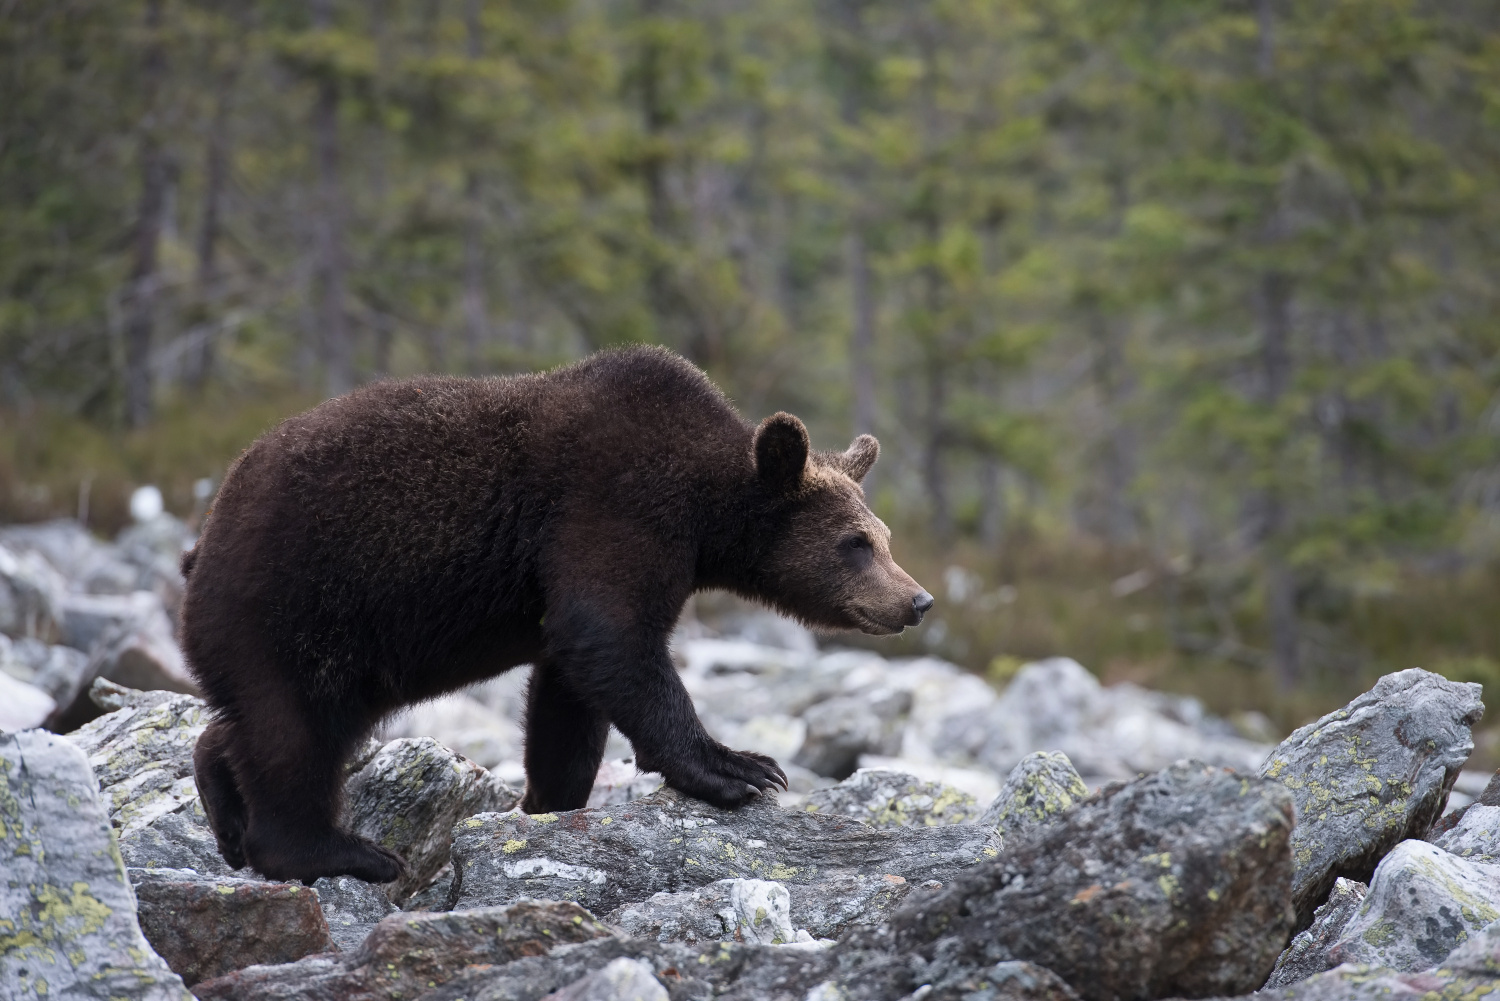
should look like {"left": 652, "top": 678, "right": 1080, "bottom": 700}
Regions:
{"left": 1258, "top": 667, "right": 1483, "bottom": 927}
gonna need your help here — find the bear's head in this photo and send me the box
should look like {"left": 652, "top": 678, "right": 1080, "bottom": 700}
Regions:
{"left": 750, "top": 412, "right": 934, "bottom": 635}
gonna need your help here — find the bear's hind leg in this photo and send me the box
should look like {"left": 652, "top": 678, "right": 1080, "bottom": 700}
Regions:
{"left": 193, "top": 718, "right": 249, "bottom": 869}
{"left": 231, "top": 682, "right": 405, "bottom": 885}
{"left": 521, "top": 664, "right": 610, "bottom": 813}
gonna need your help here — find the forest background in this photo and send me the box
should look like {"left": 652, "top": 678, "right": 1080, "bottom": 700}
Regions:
{"left": 4, "top": 0, "right": 1500, "bottom": 744}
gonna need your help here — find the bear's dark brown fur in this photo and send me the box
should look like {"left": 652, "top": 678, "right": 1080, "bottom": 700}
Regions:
{"left": 180, "top": 346, "right": 932, "bottom": 884}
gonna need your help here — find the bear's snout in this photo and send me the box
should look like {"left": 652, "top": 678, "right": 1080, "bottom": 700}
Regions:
{"left": 911, "top": 590, "right": 935, "bottom": 625}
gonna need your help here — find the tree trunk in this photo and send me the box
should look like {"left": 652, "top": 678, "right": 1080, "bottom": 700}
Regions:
{"left": 124, "top": 0, "right": 167, "bottom": 428}
{"left": 848, "top": 227, "right": 877, "bottom": 440}
{"left": 189, "top": 57, "right": 236, "bottom": 392}
{"left": 461, "top": 0, "right": 488, "bottom": 372}
{"left": 1258, "top": 269, "right": 1298, "bottom": 687}
{"left": 313, "top": 0, "right": 352, "bottom": 397}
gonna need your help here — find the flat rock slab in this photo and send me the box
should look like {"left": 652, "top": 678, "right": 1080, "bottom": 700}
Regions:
{"left": 130, "top": 870, "right": 333, "bottom": 986}
{"left": 0, "top": 729, "right": 189, "bottom": 1001}
{"left": 67, "top": 687, "right": 208, "bottom": 839}
{"left": 191, "top": 900, "right": 610, "bottom": 1001}
{"left": 450, "top": 787, "right": 1002, "bottom": 920}
{"left": 1264, "top": 876, "right": 1367, "bottom": 988}
{"left": 804, "top": 769, "right": 979, "bottom": 828}
{"left": 886, "top": 760, "right": 1297, "bottom": 1001}
{"left": 1259, "top": 668, "right": 1483, "bottom": 927}
{"left": 1325, "top": 839, "right": 1500, "bottom": 972}
{"left": 607, "top": 878, "right": 801, "bottom": 945}
{"left": 343, "top": 736, "right": 520, "bottom": 901}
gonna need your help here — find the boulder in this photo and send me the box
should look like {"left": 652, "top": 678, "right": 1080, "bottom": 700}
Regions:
{"left": 793, "top": 687, "right": 912, "bottom": 779}
{"left": 606, "top": 878, "right": 802, "bottom": 945}
{"left": 381, "top": 693, "right": 524, "bottom": 770}
{"left": 1259, "top": 668, "right": 1484, "bottom": 927}
{"left": 1322, "top": 839, "right": 1500, "bottom": 972}
{"left": 2, "top": 635, "right": 90, "bottom": 705}
{"left": 588, "top": 757, "right": 665, "bottom": 808}
{"left": 0, "top": 668, "right": 55, "bottom": 731}
{"left": 313, "top": 875, "right": 399, "bottom": 951}
{"left": 190, "top": 900, "right": 611, "bottom": 1001}
{"left": 804, "top": 769, "right": 979, "bottom": 828}
{"left": 0, "top": 729, "right": 189, "bottom": 1001}
{"left": 897, "top": 961, "right": 1084, "bottom": 1001}
{"left": 0, "top": 540, "right": 64, "bottom": 642}
{"left": 1431, "top": 803, "right": 1500, "bottom": 861}
{"left": 67, "top": 685, "right": 207, "bottom": 838}
{"left": 980, "top": 751, "right": 1091, "bottom": 839}
{"left": 449, "top": 787, "right": 1002, "bottom": 923}
{"left": 48, "top": 606, "right": 196, "bottom": 731}
{"left": 884, "top": 760, "right": 1297, "bottom": 1001}
{"left": 1246, "top": 916, "right": 1500, "bottom": 1000}
{"left": 56, "top": 589, "right": 165, "bottom": 653}
{"left": 130, "top": 869, "right": 334, "bottom": 986}
{"left": 342, "top": 736, "right": 521, "bottom": 900}
{"left": 120, "top": 808, "right": 236, "bottom": 877}
{"left": 1263, "top": 876, "right": 1368, "bottom": 988}
{"left": 550, "top": 958, "right": 669, "bottom": 1001}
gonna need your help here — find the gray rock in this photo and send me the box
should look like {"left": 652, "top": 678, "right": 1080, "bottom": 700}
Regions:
{"left": 342, "top": 736, "right": 521, "bottom": 900}
{"left": 310, "top": 874, "right": 398, "bottom": 951}
{"left": 190, "top": 900, "right": 612, "bottom": 1001}
{"left": 129, "top": 869, "right": 334, "bottom": 986}
{"left": 424, "top": 937, "right": 841, "bottom": 1001}
{"left": 1432, "top": 803, "right": 1500, "bottom": 861}
{"left": 0, "top": 668, "right": 54, "bottom": 731}
{"left": 1259, "top": 668, "right": 1484, "bottom": 927}
{"left": 382, "top": 692, "right": 525, "bottom": 770}
{"left": 401, "top": 862, "right": 457, "bottom": 912}
{"left": 607, "top": 878, "right": 801, "bottom": 945}
{"left": 1263, "top": 876, "right": 1367, "bottom": 988}
{"left": 67, "top": 686, "right": 208, "bottom": 839}
{"left": 588, "top": 758, "right": 665, "bottom": 808}
{"left": 2, "top": 636, "right": 90, "bottom": 704}
{"left": 1323, "top": 839, "right": 1500, "bottom": 972}
{"left": 551, "top": 957, "right": 669, "bottom": 1001}
{"left": 785, "top": 871, "right": 917, "bottom": 939}
{"left": 48, "top": 608, "right": 196, "bottom": 731}
{"left": 980, "top": 751, "right": 1090, "bottom": 839}
{"left": 56, "top": 589, "right": 165, "bottom": 653}
{"left": 0, "top": 729, "right": 189, "bottom": 1001}
{"left": 1, "top": 518, "right": 115, "bottom": 581}
{"left": 120, "top": 810, "right": 237, "bottom": 877}
{"left": 804, "top": 769, "right": 979, "bottom": 828}
{"left": 885, "top": 760, "right": 1297, "bottom": 1001}
{"left": 904, "top": 961, "right": 1084, "bottom": 1001}
{"left": 0, "top": 541, "right": 64, "bottom": 642}
{"left": 793, "top": 687, "right": 912, "bottom": 779}
{"left": 450, "top": 787, "right": 1002, "bottom": 922}
{"left": 1241, "top": 916, "right": 1500, "bottom": 1000}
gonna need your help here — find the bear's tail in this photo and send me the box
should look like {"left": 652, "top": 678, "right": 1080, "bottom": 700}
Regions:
{"left": 180, "top": 547, "right": 198, "bottom": 578}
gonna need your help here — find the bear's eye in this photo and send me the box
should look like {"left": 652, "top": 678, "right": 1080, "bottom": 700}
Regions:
{"left": 841, "top": 535, "right": 870, "bottom": 551}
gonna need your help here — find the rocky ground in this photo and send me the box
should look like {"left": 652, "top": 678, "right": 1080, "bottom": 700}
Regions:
{"left": 4, "top": 515, "right": 1500, "bottom": 999}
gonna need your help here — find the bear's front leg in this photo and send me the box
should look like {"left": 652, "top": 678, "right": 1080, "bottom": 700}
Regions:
{"left": 540, "top": 599, "right": 787, "bottom": 811}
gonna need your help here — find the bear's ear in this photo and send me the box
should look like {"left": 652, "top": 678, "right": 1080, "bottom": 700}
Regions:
{"left": 841, "top": 434, "right": 880, "bottom": 482}
{"left": 754, "top": 412, "right": 810, "bottom": 493}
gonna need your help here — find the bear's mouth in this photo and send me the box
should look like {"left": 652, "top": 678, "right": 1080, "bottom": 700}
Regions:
{"left": 850, "top": 608, "right": 905, "bottom": 636}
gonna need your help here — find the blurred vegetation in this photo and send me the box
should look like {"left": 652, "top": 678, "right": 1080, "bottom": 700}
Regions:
{"left": 4, "top": 0, "right": 1500, "bottom": 741}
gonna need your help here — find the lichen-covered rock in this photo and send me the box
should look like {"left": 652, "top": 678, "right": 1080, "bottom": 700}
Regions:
{"left": 67, "top": 686, "right": 207, "bottom": 838}
{"left": 450, "top": 787, "right": 1001, "bottom": 921}
{"left": 130, "top": 869, "right": 334, "bottom": 986}
{"left": 979, "top": 751, "right": 1090, "bottom": 838}
{"left": 607, "top": 878, "right": 801, "bottom": 945}
{"left": 1321, "top": 839, "right": 1500, "bottom": 972}
{"left": 1240, "top": 915, "right": 1500, "bottom": 1000}
{"left": 793, "top": 687, "right": 913, "bottom": 779}
{"left": 120, "top": 810, "right": 237, "bottom": 877}
{"left": 785, "top": 872, "right": 918, "bottom": 939}
{"left": 804, "top": 769, "right": 979, "bottom": 828}
{"left": 1431, "top": 803, "right": 1500, "bottom": 861}
{"left": 342, "top": 736, "right": 521, "bottom": 900}
{"left": 1259, "top": 668, "right": 1483, "bottom": 927}
{"left": 1263, "top": 876, "right": 1367, "bottom": 988}
{"left": 0, "top": 729, "right": 189, "bottom": 1001}
{"left": 551, "top": 957, "right": 669, "bottom": 1001}
{"left": 884, "top": 760, "right": 1297, "bottom": 1001}
{"left": 905, "top": 961, "right": 1084, "bottom": 1001}
{"left": 191, "top": 900, "right": 611, "bottom": 1001}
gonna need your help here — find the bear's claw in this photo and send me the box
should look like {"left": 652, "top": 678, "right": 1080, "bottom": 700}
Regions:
{"left": 667, "top": 743, "right": 789, "bottom": 809}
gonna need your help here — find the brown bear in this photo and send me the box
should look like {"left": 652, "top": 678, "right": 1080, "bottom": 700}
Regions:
{"left": 180, "top": 345, "right": 933, "bottom": 884}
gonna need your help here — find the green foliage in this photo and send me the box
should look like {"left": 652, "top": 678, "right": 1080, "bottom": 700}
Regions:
{"left": 3, "top": 0, "right": 1500, "bottom": 716}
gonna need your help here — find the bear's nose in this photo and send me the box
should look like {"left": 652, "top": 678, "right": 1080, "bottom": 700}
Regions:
{"left": 912, "top": 592, "right": 935, "bottom": 621}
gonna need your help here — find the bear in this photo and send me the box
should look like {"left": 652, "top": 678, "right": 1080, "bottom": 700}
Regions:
{"left": 180, "top": 345, "right": 934, "bottom": 885}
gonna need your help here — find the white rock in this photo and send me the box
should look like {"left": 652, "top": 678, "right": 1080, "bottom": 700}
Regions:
{"left": 0, "top": 669, "right": 55, "bottom": 731}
